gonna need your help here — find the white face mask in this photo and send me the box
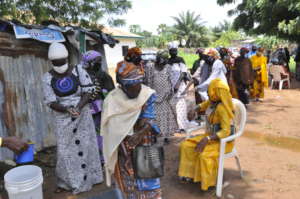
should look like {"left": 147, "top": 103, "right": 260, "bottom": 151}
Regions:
{"left": 53, "top": 63, "right": 68, "bottom": 74}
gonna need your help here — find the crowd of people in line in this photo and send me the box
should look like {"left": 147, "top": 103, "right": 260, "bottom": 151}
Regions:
{"left": 0, "top": 41, "right": 294, "bottom": 199}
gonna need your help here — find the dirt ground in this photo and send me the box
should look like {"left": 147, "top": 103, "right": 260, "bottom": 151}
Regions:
{"left": 1, "top": 80, "right": 300, "bottom": 199}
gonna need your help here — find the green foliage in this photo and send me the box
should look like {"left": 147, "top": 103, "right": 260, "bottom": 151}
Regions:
{"left": 216, "top": 0, "right": 300, "bottom": 42}
{"left": 172, "top": 10, "right": 209, "bottom": 48}
{"left": 255, "top": 35, "right": 289, "bottom": 50}
{"left": 289, "top": 58, "right": 296, "bottom": 73}
{"left": 129, "top": 24, "right": 176, "bottom": 48}
{"left": 211, "top": 31, "right": 245, "bottom": 47}
{"left": 211, "top": 20, "right": 233, "bottom": 42}
{"left": 178, "top": 49, "right": 198, "bottom": 69}
{"left": 0, "top": 0, "right": 131, "bottom": 27}
{"left": 129, "top": 24, "right": 142, "bottom": 34}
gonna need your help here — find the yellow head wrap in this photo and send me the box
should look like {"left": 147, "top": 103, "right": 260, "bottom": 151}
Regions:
{"left": 208, "top": 78, "right": 234, "bottom": 119}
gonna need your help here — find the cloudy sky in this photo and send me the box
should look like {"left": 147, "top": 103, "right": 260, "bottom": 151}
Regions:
{"left": 115, "top": 0, "right": 238, "bottom": 34}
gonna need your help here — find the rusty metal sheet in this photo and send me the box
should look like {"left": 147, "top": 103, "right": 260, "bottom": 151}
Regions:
{"left": 0, "top": 55, "right": 56, "bottom": 161}
{"left": 0, "top": 32, "right": 109, "bottom": 161}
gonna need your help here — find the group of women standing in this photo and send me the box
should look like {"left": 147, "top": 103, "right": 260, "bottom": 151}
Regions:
{"left": 41, "top": 42, "right": 243, "bottom": 199}
{"left": 192, "top": 46, "right": 269, "bottom": 106}
{"left": 144, "top": 42, "right": 197, "bottom": 143}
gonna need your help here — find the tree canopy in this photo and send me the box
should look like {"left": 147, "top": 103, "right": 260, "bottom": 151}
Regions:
{"left": 0, "top": 0, "right": 132, "bottom": 27}
{"left": 211, "top": 20, "right": 233, "bottom": 41}
{"left": 255, "top": 35, "right": 289, "bottom": 50}
{"left": 172, "top": 10, "right": 209, "bottom": 47}
{"left": 217, "top": 0, "right": 300, "bottom": 42}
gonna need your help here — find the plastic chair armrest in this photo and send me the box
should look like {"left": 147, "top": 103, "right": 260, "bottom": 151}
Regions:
{"left": 220, "top": 133, "right": 241, "bottom": 143}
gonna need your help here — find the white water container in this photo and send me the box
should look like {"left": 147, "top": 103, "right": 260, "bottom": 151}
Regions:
{"left": 4, "top": 165, "right": 43, "bottom": 199}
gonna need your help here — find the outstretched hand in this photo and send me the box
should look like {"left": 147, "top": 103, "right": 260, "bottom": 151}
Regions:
{"left": 2, "top": 137, "right": 29, "bottom": 154}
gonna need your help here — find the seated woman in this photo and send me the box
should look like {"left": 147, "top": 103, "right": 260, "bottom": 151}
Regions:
{"left": 178, "top": 78, "right": 234, "bottom": 191}
{"left": 101, "top": 47, "right": 162, "bottom": 199}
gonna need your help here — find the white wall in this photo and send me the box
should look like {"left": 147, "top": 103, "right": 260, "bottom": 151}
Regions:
{"left": 104, "top": 38, "right": 137, "bottom": 68}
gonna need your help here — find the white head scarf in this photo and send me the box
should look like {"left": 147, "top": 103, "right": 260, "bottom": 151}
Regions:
{"left": 168, "top": 41, "right": 179, "bottom": 50}
{"left": 48, "top": 43, "right": 69, "bottom": 74}
{"left": 48, "top": 42, "right": 68, "bottom": 60}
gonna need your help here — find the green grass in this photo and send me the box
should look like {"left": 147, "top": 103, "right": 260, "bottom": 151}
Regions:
{"left": 178, "top": 48, "right": 298, "bottom": 73}
{"left": 289, "top": 58, "right": 296, "bottom": 73}
{"left": 178, "top": 49, "right": 198, "bottom": 69}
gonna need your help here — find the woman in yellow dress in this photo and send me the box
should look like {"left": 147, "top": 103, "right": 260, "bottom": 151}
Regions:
{"left": 178, "top": 78, "right": 234, "bottom": 191}
{"left": 250, "top": 47, "right": 268, "bottom": 101}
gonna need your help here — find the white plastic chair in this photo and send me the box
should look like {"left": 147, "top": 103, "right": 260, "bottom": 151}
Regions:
{"left": 269, "top": 65, "right": 290, "bottom": 90}
{"left": 216, "top": 98, "right": 247, "bottom": 198}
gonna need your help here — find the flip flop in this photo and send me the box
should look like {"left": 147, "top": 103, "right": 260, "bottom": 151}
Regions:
{"left": 54, "top": 187, "right": 67, "bottom": 193}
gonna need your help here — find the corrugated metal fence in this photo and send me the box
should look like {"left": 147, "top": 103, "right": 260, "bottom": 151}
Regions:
{"left": 0, "top": 55, "right": 56, "bottom": 160}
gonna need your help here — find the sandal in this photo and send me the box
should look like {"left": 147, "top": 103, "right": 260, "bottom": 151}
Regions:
{"left": 54, "top": 187, "right": 67, "bottom": 193}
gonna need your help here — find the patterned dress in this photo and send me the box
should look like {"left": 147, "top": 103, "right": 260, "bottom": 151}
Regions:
{"left": 42, "top": 65, "right": 103, "bottom": 194}
{"left": 169, "top": 61, "right": 191, "bottom": 130}
{"left": 146, "top": 64, "right": 178, "bottom": 138}
{"left": 114, "top": 94, "right": 162, "bottom": 199}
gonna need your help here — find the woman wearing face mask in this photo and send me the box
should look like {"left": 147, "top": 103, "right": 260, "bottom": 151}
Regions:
{"left": 250, "top": 47, "right": 268, "bottom": 102}
{"left": 168, "top": 42, "right": 195, "bottom": 133}
{"left": 178, "top": 78, "right": 234, "bottom": 191}
{"left": 146, "top": 50, "right": 178, "bottom": 144}
{"left": 196, "top": 48, "right": 228, "bottom": 102}
{"left": 234, "top": 48, "right": 254, "bottom": 105}
{"left": 101, "top": 48, "right": 162, "bottom": 199}
{"left": 42, "top": 43, "right": 103, "bottom": 194}
{"left": 81, "top": 50, "right": 115, "bottom": 164}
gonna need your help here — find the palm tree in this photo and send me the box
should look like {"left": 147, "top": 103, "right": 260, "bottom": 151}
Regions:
{"left": 157, "top": 24, "right": 168, "bottom": 35}
{"left": 172, "top": 10, "right": 207, "bottom": 48}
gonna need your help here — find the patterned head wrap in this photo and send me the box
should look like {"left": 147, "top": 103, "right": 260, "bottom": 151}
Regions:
{"left": 125, "top": 47, "right": 142, "bottom": 61}
{"left": 240, "top": 47, "right": 249, "bottom": 54}
{"left": 203, "top": 48, "right": 220, "bottom": 59}
{"left": 116, "top": 61, "right": 144, "bottom": 86}
{"left": 156, "top": 50, "right": 169, "bottom": 60}
{"left": 81, "top": 50, "right": 102, "bottom": 66}
{"left": 208, "top": 78, "right": 234, "bottom": 119}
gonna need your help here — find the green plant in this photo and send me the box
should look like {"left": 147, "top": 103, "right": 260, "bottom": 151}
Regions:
{"left": 178, "top": 49, "right": 198, "bottom": 69}
{"left": 289, "top": 58, "right": 296, "bottom": 73}
{"left": 255, "top": 36, "right": 289, "bottom": 50}
{"left": 172, "top": 10, "right": 209, "bottom": 48}
{"left": 211, "top": 30, "right": 244, "bottom": 47}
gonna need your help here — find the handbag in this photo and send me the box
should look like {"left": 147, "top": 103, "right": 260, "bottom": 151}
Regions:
{"left": 132, "top": 145, "right": 164, "bottom": 179}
